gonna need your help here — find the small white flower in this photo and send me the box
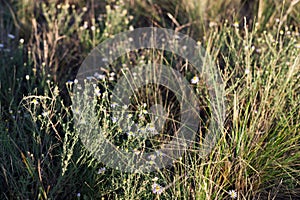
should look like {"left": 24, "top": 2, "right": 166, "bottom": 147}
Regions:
{"left": 25, "top": 75, "right": 30, "bottom": 80}
{"left": 94, "top": 87, "right": 101, "bottom": 96}
{"left": 111, "top": 116, "right": 118, "bottom": 123}
{"left": 126, "top": 131, "right": 135, "bottom": 137}
{"left": 94, "top": 72, "right": 106, "bottom": 80}
{"left": 109, "top": 76, "right": 115, "bottom": 81}
{"left": 245, "top": 68, "right": 250, "bottom": 74}
{"left": 152, "top": 177, "right": 159, "bottom": 182}
{"left": 83, "top": 21, "right": 88, "bottom": 29}
{"left": 8, "top": 34, "right": 15, "bottom": 39}
{"left": 19, "top": 38, "right": 24, "bottom": 44}
{"left": 77, "top": 192, "right": 81, "bottom": 197}
{"left": 133, "top": 148, "right": 141, "bottom": 155}
{"left": 148, "top": 154, "right": 156, "bottom": 160}
{"left": 97, "top": 167, "right": 106, "bottom": 174}
{"left": 191, "top": 76, "right": 199, "bottom": 84}
{"left": 152, "top": 183, "right": 164, "bottom": 194}
{"left": 102, "top": 57, "right": 108, "bottom": 62}
{"left": 31, "top": 98, "right": 39, "bottom": 105}
{"left": 146, "top": 123, "right": 156, "bottom": 133}
{"left": 228, "top": 190, "right": 237, "bottom": 199}
{"left": 111, "top": 102, "right": 118, "bottom": 108}
{"left": 42, "top": 111, "right": 50, "bottom": 117}
{"left": 233, "top": 22, "right": 239, "bottom": 28}
{"left": 0, "top": 44, "right": 4, "bottom": 48}
{"left": 91, "top": 26, "right": 96, "bottom": 31}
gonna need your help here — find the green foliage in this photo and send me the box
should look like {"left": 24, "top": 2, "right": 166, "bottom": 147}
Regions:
{"left": 0, "top": 0, "right": 300, "bottom": 199}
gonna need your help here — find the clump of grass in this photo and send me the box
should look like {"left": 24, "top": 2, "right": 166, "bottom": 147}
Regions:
{"left": 1, "top": 0, "right": 300, "bottom": 199}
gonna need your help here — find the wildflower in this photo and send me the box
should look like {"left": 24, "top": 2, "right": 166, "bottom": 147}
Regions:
{"left": 148, "top": 154, "right": 156, "bottom": 161}
{"left": 279, "top": 30, "right": 284, "bottom": 35}
{"left": 42, "top": 111, "right": 50, "bottom": 117}
{"left": 191, "top": 76, "right": 199, "bottom": 84}
{"left": 133, "top": 148, "right": 141, "bottom": 155}
{"left": 94, "top": 72, "right": 106, "bottom": 80}
{"left": 233, "top": 22, "right": 239, "bottom": 28}
{"left": 25, "top": 75, "right": 30, "bottom": 80}
{"left": 111, "top": 102, "right": 118, "bottom": 108}
{"left": 0, "top": 44, "right": 4, "bottom": 48}
{"left": 152, "top": 183, "right": 164, "bottom": 194}
{"left": 102, "top": 57, "right": 108, "bottom": 62}
{"left": 156, "top": 150, "right": 164, "bottom": 157}
{"left": 228, "top": 190, "right": 237, "bottom": 199}
{"left": 77, "top": 192, "right": 81, "bottom": 197}
{"left": 245, "top": 68, "right": 250, "bottom": 75}
{"left": 111, "top": 116, "right": 118, "bottom": 123}
{"left": 152, "top": 177, "right": 159, "bottom": 182}
{"left": 146, "top": 123, "right": 156, "bottom": 133}
{"left": 126, "top": 131, "right": 135, "bottom": 137}
{"left": 94, "top": 87, "right": 101, "bottom": 96}
{"left": 83, "top": 21, "right": 88, "bottom": 29}
{"left": 91, "top": 26, "right": 96, "bottom": 31}
{"left": 295, "top": 43, "right": 300, "bottom": 49}
{"left": 31, "top": 98, "right": 39, "bottom": 105}
{"left": 97, "top": 167, "right": 106, "bottom": 174}
{"left": 138, "top": 126, "right": 146, "bottom": 135}
{"left": 129, "top": 25, "right": 134, "bottom": 31}
{"left": 73, "top": 107, "right": 80, "bottom": 115}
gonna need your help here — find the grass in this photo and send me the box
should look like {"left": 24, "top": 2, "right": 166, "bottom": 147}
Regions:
{"left": 0, "top": 0, "right": 300, "bottom": 199}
